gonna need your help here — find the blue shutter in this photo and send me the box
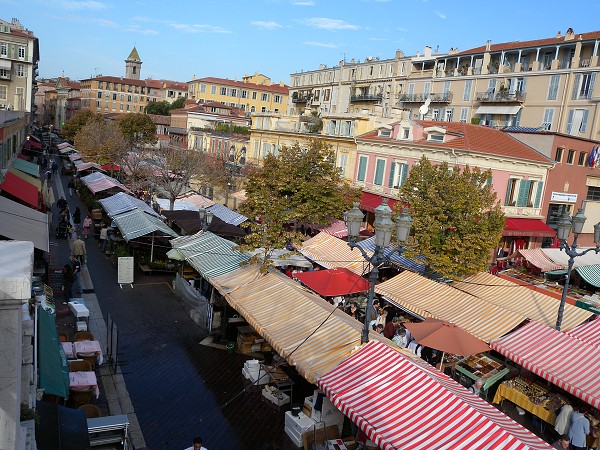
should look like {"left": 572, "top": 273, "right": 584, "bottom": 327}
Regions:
{"left": 400, "top": 163, "right": 409, "bottom": 187}
{"left": 374, "top": 160, "right": 385, "bottom": 185}
{"left": 521, "top": 77, "right": 527, "bottom": 94}
{"left": 516, "top": 180, "right": 531, "bottom": 207}
{"left": 388, "top": 162, "right": 396, "bottom": 188}
{"left": 581, "top": 109, "right": 590, "bottom": 132}
{"left": 588, "top": 73, "right": 596, "bottom": 99}
{"left": 534, "top": 181, "right": 544, "bottom": 208}
{"left": 357, "top": 156, "right": 367, "bottom": 181}
{"left": 566, "top": 109, "right": 574, "bottom": 133}
{"left": 572, "top": 74, "right": 580, "bottom": 99}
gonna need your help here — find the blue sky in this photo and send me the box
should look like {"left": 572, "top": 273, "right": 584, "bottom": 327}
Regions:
{"left": 2, "top": 0, "right": 600, "bottom": 85}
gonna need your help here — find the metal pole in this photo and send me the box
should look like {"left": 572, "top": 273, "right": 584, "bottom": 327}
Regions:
{"left": 362, "top": 247, "right": 380, "bottom": 344}
{"left": 555, "top": 254, "right": 574, "bottom": 331}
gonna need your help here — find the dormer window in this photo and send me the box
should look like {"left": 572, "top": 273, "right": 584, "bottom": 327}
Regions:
{"left": 402, "top": 128, "right": 410, "bottom": 139}
{"left": 378, "top": 129, "right": 391, "bottom": 138}
{"left": 428, "top": 133, "right": 444, "bottom": 143}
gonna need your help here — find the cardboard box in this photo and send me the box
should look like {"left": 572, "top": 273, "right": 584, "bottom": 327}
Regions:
{"left": 262, "top": 387, "right": 290, "bottom": 406}
{"left": 326, "top": 439, "right": 348, "bottom": 450}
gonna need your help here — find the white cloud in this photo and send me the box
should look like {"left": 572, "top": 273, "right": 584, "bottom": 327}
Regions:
{"left": 368, "top": 37, "right": 387, "bottom": 41}
{"left": 304, "top": 41, "right": 338, "bottom": 48}
{"left": 123, "top": 24, "right": 159, "bottom": 35}
{"left": 434, "top": 10, "right": 446, "bottom": 19}
{"left": 94, "top": 18, "right": 118, "bottom": 28}
{"left": 169, "top": 23, "right": 230, "bottom": 34}
{"left": 58, "top": 0, "right": 107, "bottom": 10}
{"left": 292, "top": 0, "right": 315, "bottom": 5}
{"left": 251, "top": 21, "right": 283, "bottom": 29}
{"left": 302, "top": 17, "right": 361, "bottom": 30}
{"left": 397, "top": 27, "right": 408, "bottom": 32}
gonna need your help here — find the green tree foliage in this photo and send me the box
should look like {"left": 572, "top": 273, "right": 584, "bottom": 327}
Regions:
{"left": 116, "top": 113, "right": 157, "bottom": 148}
{"left": 170, "top": 96, "right": 186, "bottom": 110}
{"left": 213, "top": 122, "right": 250, "bottom": 135}
{"left": 61, "top": 109, "right": 104, "bottom": 140}
{"left": 73, "top": 119, "right": 129, "bottom": 165}
{"left": 238, "top": 139, "right": 361, "bottom": 268}
{"left": 144, "top": 101, "right": 171, "bottom": 116}
{"left": 398, "top": 156, "right": 504, "bottom": 280}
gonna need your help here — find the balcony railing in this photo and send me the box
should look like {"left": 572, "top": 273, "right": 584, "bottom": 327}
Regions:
{"left": 291, "top": 95, "right": 311, "bottom": 103}
{"left": 350, "top": 94, "right": 383, "bottom": 103}
{"left": 396, "top": 92, "right": 453, "bottom": 103}
{"left": 475, "top": 91, "right": 526, "bottom": 102}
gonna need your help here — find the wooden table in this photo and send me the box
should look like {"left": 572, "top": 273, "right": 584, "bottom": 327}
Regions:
{"left": 454, "top": 354, "right": 510, "bottom": 399}
{"left": 69, "top": 370, "right": 100, "bottom": 398}
{"left": 492, "top": 382, "right": 556, "bottom": 425}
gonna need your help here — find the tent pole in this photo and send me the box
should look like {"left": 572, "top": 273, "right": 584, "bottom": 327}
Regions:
{"left": 150, "top": 233, "right": 155, "bottom": 262}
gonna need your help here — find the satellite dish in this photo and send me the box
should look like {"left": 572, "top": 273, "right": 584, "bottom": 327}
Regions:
{"left": 418, "top": 97, "right": 431, "bottom": 116}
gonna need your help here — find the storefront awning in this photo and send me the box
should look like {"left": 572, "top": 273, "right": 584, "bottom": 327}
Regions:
{"left": 454, "top": 272, "right": 593, "bottom": 331}
{"left": 206, "top": 203, "right": 247, "bottom": 226}
{"left": 318, "top": 340, "right": 552, "bottom": 450}
{"left": 294, "top": 268, "right": 371, "bottom": 297}
{"left": 357, "top": 236, "right": 426, "bottom": 272}
{"left": 8, "top": 167, "right": 42, "bottom": 190}
{"left": 300, "top": 232, "right": 372, "bottom": 275}
{"left": 87, "top": 178, "right": 132, "bottom": 194}
{"left": 516, "top": 248, "right": 565, "bottom": 272}
{"left": 112, "top": 208, "right": 178, "bottom": 242}
{"left": 75, "top": 162, "right": 103, "bottom": 172}
{"left": 375, "top": 271, "right": 525, "bottom": 342}
{"left": 359, "top": 192, "right": 398, "bottom": 213}
{"left": 503, "top": 218, "right": 555, "bottom": 237}
{"left": 35, "top": 402, "right": 91, "bottom": 450}
{"left": 99, "top": 192, "right": 160, "bottom": 218}
{"left": 566, "top": 318, "right": 600, "bottom": 348}
{"left": 11, "top": 158, "right": 40, "bottom": 178}
{"left": 0, "top": 171, "right": 40, "bottom": 209}
{"left": 38, "top": 307, "right": 70, "bottom": 398}
{"left": 162, "top": 209, "right": 247, "bottom": 237}
{"left": 23, "top": 139, "right": 42, "bottom": 150}
{"left": 0, "top": 196, "right": 49, "bottom": 252}
{"left": 170, "top": 231, "right": 249, "bottom": 279}
{"left": 475, "top": 105, "right": 521, "bottom": 115}
{"left": 576, "top": 264, "right": 600, "bottom": 288}
{"left": 491, "top": 321, "right": 600, "bottom": 409}
{"left": 542, "top": 248, "right": 600, "bottom": 268}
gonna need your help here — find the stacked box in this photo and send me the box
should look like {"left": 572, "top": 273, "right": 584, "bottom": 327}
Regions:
{"left": 242, "top": 360, "right": 269, "bottom": 385}
{"left": 284, "top": 411, "right": 316, "bottom": 447}
{"left": 262, "top": 386, "right": 290, "bottom": 406}
{"left": 237, "top": 328, "right": 263, "bottom": 354}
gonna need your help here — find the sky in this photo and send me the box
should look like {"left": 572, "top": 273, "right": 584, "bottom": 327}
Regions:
{"left": 2, "top": 0, "right": 600, "bottom": 85}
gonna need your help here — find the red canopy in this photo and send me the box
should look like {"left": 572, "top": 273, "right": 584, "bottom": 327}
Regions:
{"left": 502, "top": 218, "right": 555, "bottom": 237}
{"left": 0, "top": 172, "right": 40, "bottom": 209}
{"left": 23, "top": 140, "right": 42, "bottom": 150}
{"left": 359, "top": 192, "right": 398, "bottom": 213}
{"left": 293, "top": 268, "right": 371, "bottom": 297}
{"left": 101, "top": 163, "right": 121, "bottom": 172}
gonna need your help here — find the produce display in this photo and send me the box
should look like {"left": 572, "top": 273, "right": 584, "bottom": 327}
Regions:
{"left": 504, "top": 376, "right": 568, "bottom": 412}
{"left": 457, "top": 354, "right": 506, "bottom": 380}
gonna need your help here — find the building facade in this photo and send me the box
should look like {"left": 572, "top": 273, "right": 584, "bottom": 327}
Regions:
{"left": 187, "top": 73, "right": 289, "bottom": 114}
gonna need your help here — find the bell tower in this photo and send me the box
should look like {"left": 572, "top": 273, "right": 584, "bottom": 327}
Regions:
{"left": 125, "top": 47, "right": 142, "bottom": 80}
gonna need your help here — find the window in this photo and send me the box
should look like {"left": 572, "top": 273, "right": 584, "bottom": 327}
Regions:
{"left": 548, "top": 75, "right": 560, "bottom": 100}
{"left": 261, "top": 106, "right": 266, "bottom": 112}
{"left": 542, "top": 109, "right": 554, "bottom": 131}
{"left": 97, "top": 91, "right": 102, "bottom": 99}
{"left": 220, "top": 87, "right": 227, "bottom": 95}
{"left": 374, "top": 159, "right": 386, "bottom": 186}
{"left": 96, "top": 100, "right": 100, "bottom": 107}
{"left": 402, "top": 128, "right": 410, "bottom": 139}
{"left": 112, "top": 93, "right": 117, "bottom": 100}
{"left": 0, "top": 43, "right": 6, "bottom": 56}
{"left": 274, "top": 94, "right": 281, "bottom": 103}
{"left": 460, "top": 107, "right": 468, "bottom": 123}
{"left": 0, "top": 85, "right": 6, "bottom": 100}
{"left": 340, "top": 120, "right": 353, "bottom": 137}
{"left": 555, "top": 147, "right": 564, "bottom": 162}
{"left": 578, "top": 152, "right": 587, "bottom": 166}
{"left": 16, "top": 64, "right": 24, "bottom": 77}
{"left": 567, "top": 149, "right": 576, "bottom": 164}
{"left": 252, "top": 92, "right": 257, "bottom": 100}
{"left": 407, "top": 83, "right": 414, "bottom": 96}
{"left": 211, "top": 86, "right": 216, "bottom": 94}
{"left": 261, "top": 93, "right": 270, "bottom": 102}
{"left": 587, "top": 186, "right": 600, "bottom": 201}
{"left": 126, "top": 104, "right": 130, "bottom": 111}
{"left": 18, "top": 46, "right": 25, "bottom": 59}
{"left": 546, "top": 203, "right": 572, "bottom": 226}
{"left": 463, "top": 80, "right": 472, "bottom": 101}
{"left": 432, "top": 109, "right": 440, "bottom": 121}
{"left": 444, "top": 108, "right": 453, "bottom": 122}
{"left": 428, "top": 133, "right": 444, "bottom": 142}
{"left": 254, "top": 117, "right": 263, "bottom": 129}
{"left": 338, "top": 153, "right": 348, "bottom": 177}
{"left": 357, "top": 156, "right": 368, "bottom": 182}
{"left": 200, "top": 84, "right": 206, "bottom": 93}
{"left": 378, "top": 129, "right": 391, "bottom": 138}
{"left": 241, "top": 90, "right": 247, "bottom": 99}
{"left": 509, "top": 179, "right": 541, "bottom": 208}
{"left": 261, "top": 143, "right": 269, "bottom": 158}
{"left": 231, "top": 88, "right": 237, "bottom": 97}
{"left": 0, "top": 69, "right": 8, "bottom": 79}
{"left": 127, "top": 95, "right": 132, "bottom": 102}
{"left": 572, "top": 73, "right": 596, "bottom": 99}
{"left": 253, "top": 141, "right": 259, "bottom": 159}
{"left": 566, "top": 109, "right": 590, "bottom": 134}
{"left": 388, "top": 162, "right": 409, "bottom": 189}
{"left": 423, "top": 82, "right": 431, "bottom": 98}
{"left": 324, "top": 89, "right": 331, "bottom": 101}
{"left": 505, "top": 178, "right": 519, "bottom": 206}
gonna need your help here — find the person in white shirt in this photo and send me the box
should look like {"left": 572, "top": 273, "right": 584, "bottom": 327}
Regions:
{"left": 184, "top": 436, "right": 207, "bottom": 450}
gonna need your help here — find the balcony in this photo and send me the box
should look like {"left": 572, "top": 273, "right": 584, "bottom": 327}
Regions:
{"left": 396, "top": 92, "right": 453, "bottom": 104}
{"left": 350, "top": 94, "right": 383, "bottom": 103}
{"left": 291, "top": 95, "right": 311, "bottom": 104}
{"left": 475, "top": 91, "right": 526, "bottom": 102}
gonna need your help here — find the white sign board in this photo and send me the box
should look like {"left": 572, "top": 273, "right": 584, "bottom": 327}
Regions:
{"left": 551, "top": 192, "right": 578, "bottom": 203}
{"left": 117, "top": 257, "right": 134, "bottom": 285}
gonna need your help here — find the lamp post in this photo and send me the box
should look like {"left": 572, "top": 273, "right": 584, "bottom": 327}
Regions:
{"left": 345, "top": 198, "right": 413, "bottom": 344}
{"left": 198, "top": 207, "right": 214, "bottom": 232}
{"left": 555, "top": 206, "right": 600, "bottom": 331}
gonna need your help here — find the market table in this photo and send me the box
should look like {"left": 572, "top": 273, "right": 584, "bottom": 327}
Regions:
{"left": 69, "top": 371, "right": 100, "bottom": 398}
{"left": 492, "top": 382, "right": 556, "bottom": 425}
{"left": 454, "top": 354, "right": 510, "bottom": 399}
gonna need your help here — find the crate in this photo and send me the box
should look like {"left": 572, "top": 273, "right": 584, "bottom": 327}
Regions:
{"left": 262, "top": 387, "right": 290, "bottom": 406}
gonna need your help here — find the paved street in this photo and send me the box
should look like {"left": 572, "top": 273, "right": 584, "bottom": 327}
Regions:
{"left": 49, "top": 172, "right": 302, "bottom": 450}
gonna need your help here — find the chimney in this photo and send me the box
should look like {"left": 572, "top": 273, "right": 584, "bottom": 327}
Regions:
{"left": 556, "top": 31, "right": 562, "bottom": 38}
{"left": 485, "top": 40, "right": 492, "bottom": 52}
{"left": 424, "top": 46, "right": 432, "bottom": 58}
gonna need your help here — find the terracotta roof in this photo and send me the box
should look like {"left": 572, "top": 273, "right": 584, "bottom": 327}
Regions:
{"left": 190, "top": 77, "right": 289, "bottom": 94}
{"left": 145, "top": 79, "right": 162, "bottom": 89}
{"left": 161, "top": 80, "right": 188, "bottom": 91}
{"left": 358, "top": 120, "right": 552, "bottom": 164}
{"left": 456, "top": 30, "right": 600, "bottom": 56}
{"left": 81, "top": 75, "right": 148, "bottom": 87}
{"left": 147, "top": 114, "right": 171, "bottom": 125}
{"left": 10, "top": 29, "right": 35, "bottom": 38}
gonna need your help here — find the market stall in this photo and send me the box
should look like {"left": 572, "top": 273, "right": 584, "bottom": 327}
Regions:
{"left": 300, "top": 232, "right": 373, "bottom": 274}
{"left": 454, "top": 353, "right": 510, "bottom": 398}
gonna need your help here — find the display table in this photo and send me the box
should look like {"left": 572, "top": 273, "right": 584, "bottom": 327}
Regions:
{"left": 69, "top": 371, "right": 100, "bottom": 398}
{"left": 454, "top": 354, "right": 509, "bottom": 398}
{"left": 492, "top": 382, "right": 556, "bottom": 425}
{"left": 73, "top": 340, "right": 104, "bottom": 365}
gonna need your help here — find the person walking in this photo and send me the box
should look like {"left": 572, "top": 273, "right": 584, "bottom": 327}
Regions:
{"left": 72, "top": 235, "right": 87, "bottom": 266}
{"left": 73, "top": 207, "right": 81, "bottom": 232}
{"left": 98, "top": 223, "right": 108, "bottom": 251}
{"left": 184, "top": 436, "right": 207, "bottom": 450}
{"left": 63, "top": 264, "right": 75, "bottom": 300}
{"left": 51, "top": 159, "right": 58, "bottom": 175}
{"left": 568, "top": 406, "right": 590, "bottom": 450}
{"left": 82, "top": 215, "right": 93, "bottom": 239}
{"left": 67, "top": 178, "right": 75, "bottom": 197}
{"left": 70, "top": 254, "right": 82, "bottom": 296}
{"left": 45, "top": 169, "right": 52, "bottom": 183}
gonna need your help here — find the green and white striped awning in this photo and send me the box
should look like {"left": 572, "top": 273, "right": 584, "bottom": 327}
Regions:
{"left": 112, "top": 208, "right": 178, "bottom": 241}
{"left": 576, "top": 264, "right": 600, "bottom": 288}
{"left": 170, "top": 231, "right": 249, "bottom": 280}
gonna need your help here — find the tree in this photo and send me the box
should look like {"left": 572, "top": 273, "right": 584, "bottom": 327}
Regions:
{"left": 398, "top": 156, "right": 505, "bottom": 280}
{"left": 73, "top": 119, "right": 129, "bottom": 165}
{"left": 170, "top": 96, "right": 186, "bottom": 110}
{"left": 61, "top": 109, "right": 104, "bottom": 140}
{"left": 145, "top": 101, "right": 171, "bottom": 116}
{"left": 116, "top": 113, "right": 157, "bottom": 148}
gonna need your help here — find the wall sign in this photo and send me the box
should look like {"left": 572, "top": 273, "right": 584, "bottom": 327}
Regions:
{"left": 550, "top": 192, "right": 578, "bottom": 203}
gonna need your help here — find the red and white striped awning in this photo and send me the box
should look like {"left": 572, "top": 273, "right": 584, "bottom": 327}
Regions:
{"left": 317, "top": 219, "right": 364, "bottom": 239}
{"left": 317, "top": 341, "right": 552, "bottom": 450}
{"left": 491, "top": 321, "right": 600, "bottom": 409}
{"left": 517, "top": 249, "right": 565, "bottom": 273}
{"left": 566, "top": 317, "right": 600, "bottom": 349}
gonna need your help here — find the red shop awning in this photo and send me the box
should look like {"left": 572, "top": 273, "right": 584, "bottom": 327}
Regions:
{"left": 359, "top": 192, "right": 398, "bottom": 213}
{"left": 23, "top": 140, "right": 42, "bottom": 150}
{"left": 317, "top": 340, "right": 552, "bottom": 450}
{"left": 0, "top": 172, "right": 40, "bottom": 209}
{"left": 502, "top": 218, "right": 555, "bottom": 237}
{"left": 294, "top": 268, "right": 371, "bottom": 297}
{"left": 491, "top": 321, "right": 600, "bottom": 409}
{"left": 566, "top": 317, "right": 600, "bottom": 349}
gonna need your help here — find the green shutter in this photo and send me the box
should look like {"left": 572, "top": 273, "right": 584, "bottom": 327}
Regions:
{"left": 486, "top": 176, "right": 492, "bottom": 186}
{"left": 505, "top": 179, "right": 514, "bottom": 205}
{"left": 516, "top": 180, "right": 531, "bottom": 207}
{"left": 374, "top": 160, "right": 385, "bottom": 185}
{"left": 400, "top": 163, "right": 409, "bottom": 187}
{"left": 388, "top": 162, "right": 396, "bottom": 188}
{"left": 534, "top": 181, "right": 544, "bottom": 208}
{"left": 357, "top": 156, "right": 367, "bottom": 181}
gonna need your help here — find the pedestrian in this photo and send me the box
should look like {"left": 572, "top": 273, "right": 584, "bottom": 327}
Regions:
{"left": 184, "top": 436, "right": 207, "bottom": 450}
{"left": 73, "top": 207, "right": 81, "bottom": 231}
{"left": 68, "top": 178, "right": 75, "bottom": 197}
{"left": 551, "top": 435, "right": 570, "bottom": 449}
{"left": 98, "top": 223, "right": 108, "bottom": 251}
{"left": 468, "top": 378, "right": 484, "bottom": 397}
{"left": 63, "top": 264, "right": 75, "bottom": 300}
{"left": 56, "top": 196, "right": 67, "bottom": 212}
{"left": 70, "top": 254, "right": 82, "bottom": 296}
{"left": 45, "top": 169, "right": 52, "bottom": 182}
{"left": 72, "top": 235, "right": 87, "bottom": 265}
{"left": 568, "top": 406, "right": 590, "bottom": 450}
{"left": 51, "top": 159, "right": 58, "bottom": 175}
{"left": 40, "top": 155, "right": 47, "bottom": 170}
{"left": 82, "top": 215, "right": 93, "bottom": 239}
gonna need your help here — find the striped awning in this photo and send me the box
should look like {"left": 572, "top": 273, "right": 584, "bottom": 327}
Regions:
{"left": 318, "top": 340, "right": 552, "bottom": 450}
{"left": 68, "top": 153, "right": 82, "bottom": 162}
{"left": 454, "top": 272, "right": 592, "bottom": 331}
{"left": 357, "top": 236, "right": 426, "bottom": 272}
{"left": 11, "top": 158, "right": 40, "bottom": 178}
{"left": 566, "top": 318, "right": 600, "bottom": 348}
{"left": 87, "top": 178, "right": 131, "bottom": 194}
{"left": 222, "top": 270, "right": 397, "bottom": 383}
{"left": 112, "top": 208, "right": 178, "bottom": 241}
{"left": 170, "top": 231, "right": 249, "bottom": 279}
{"left": 300, "top": 232, "right": 372, "bottom": 275}
{"left": 176, "top": 193, "right": 214, "bottom": 209}
{"left": 542, "top": 248, "right": 600, "bottom": 268}
{"left": 81, "top": 172, "right": 120, "bottom": 186}
{"left": 375, "top": 272, "right": 525, "bottom": 342}
{"left": 99, "top": 192, "right": 160, "bottom": 218}
{"left": 491, "top": 321, "right": 600, "bottom": 409}
{"left": 317, "top": 219, "right": 358, "bottom": 239}
{"left": 206, "top": 203, "right": 247, "bottom": 226}
{"left": 8, "top": 167, "right": 42, "bottom": 190}
{"left": 210, "top": 264, "right": 264, "bottom": 295}
{"left": 576, "top": 264, "right": 600, "bottom": 288}
{"left": 517, "top": 249, "right": 565, "bottom": 273}
{"left": 155, "top": 198, "right": 199, "bottom": 212}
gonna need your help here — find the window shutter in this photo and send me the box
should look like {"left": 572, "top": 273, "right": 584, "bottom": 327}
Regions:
{"left": 374, "top": 160, "right": 385, "bottom": 185}
{"left": 588, "top": 73, "right": 596, "bottom": 99}
{"left": 388, "top": 162, "right": 396, "bottom": 188}
{"left": 521, "top": 77, "right": 527, "bottom": 93}
{"left": 581, "top": 109, "right": 590, "bottom": 132}
{"left": 572, "top": 74, "right": 580, "bottom": 99}
{"left": 516, "top": 180, "right": 531, "bottom": 207}
{"left": 505, "top": 179, "right": 515, "bottom": 205}
{"left": 400, "top": 163, "right": 409, "bottom": 187}
{"left": 534, "top": 181, "right": 544, "bottom": 208}
{"left": 357, "top": 157, "right": 367, "bottom": 181}
{"left": 566, "top": 109, "right": 574, "bottom": 133}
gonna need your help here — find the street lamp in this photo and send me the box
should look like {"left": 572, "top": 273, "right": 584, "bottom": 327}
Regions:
{"left": 198, "top": 207, "right": 214, "bottom": 232}
{"left": 345, "top": 198, "right": 413, "bottom": 343}
{"left": 555, "top": 206, "right": 600, "bottom": 330}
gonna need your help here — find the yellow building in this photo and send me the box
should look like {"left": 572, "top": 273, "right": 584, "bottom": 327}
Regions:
{"left": 187, "top": 73, "right": 289, "bottom": 114}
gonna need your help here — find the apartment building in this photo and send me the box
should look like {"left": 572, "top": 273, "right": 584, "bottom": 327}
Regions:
{"left": 289, "top": 28, "right": 600, "bottom": 140}
{"left": 187, "top": 73, "right": 289, "bottom": 114}
{"left": 0, "top": 18, "right": 39, "bottom": 113}
{"left": 42, "top": 77, "right": 80, "bottom": 129}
